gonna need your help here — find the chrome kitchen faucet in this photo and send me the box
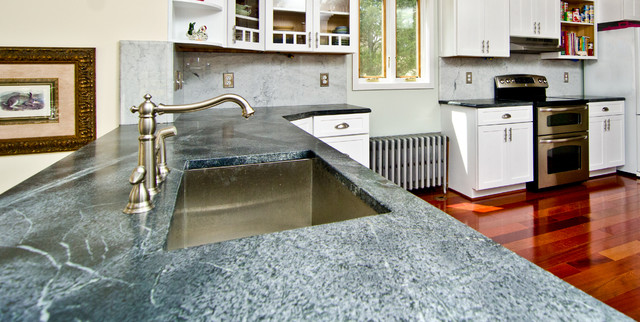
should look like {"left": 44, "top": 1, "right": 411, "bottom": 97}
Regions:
{"left": 124, "top": 93, "right": 255, "bottom": 214}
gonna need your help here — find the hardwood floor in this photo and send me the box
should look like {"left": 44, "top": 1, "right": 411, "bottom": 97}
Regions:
{"left": 413, "top": 174, "right": 640, "bottom": 320}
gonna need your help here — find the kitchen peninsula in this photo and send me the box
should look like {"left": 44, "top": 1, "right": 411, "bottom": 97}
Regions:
{"left": 0, "top": 104, "right": 628, "bottom": 320}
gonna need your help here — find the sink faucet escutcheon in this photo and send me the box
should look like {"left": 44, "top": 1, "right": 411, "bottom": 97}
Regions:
{"left": 123, "top": 93, "right": 255, "bottom": 214}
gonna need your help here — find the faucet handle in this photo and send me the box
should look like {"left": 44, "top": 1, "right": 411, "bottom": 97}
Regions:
{"left": 123, "top": 166, "right": 154, "bottom": 214}
{"left": 155, "top": 126, "right": 177, "bottom": 184}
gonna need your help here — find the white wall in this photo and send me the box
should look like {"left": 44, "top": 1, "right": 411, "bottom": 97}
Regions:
{"left": 0, "top": 0, "right": 168, "bottom": 194}
{"left": 346, "top": 58, "right": 441, "bottom": 137}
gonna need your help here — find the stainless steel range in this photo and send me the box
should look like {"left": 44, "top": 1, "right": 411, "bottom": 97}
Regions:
{"left": 494, "top": 74, "right": 589, "bottom": 190}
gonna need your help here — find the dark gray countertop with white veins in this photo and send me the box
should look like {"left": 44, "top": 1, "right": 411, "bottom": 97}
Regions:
{"left": 0, "top": 104, "right": 630, "bottom": 321}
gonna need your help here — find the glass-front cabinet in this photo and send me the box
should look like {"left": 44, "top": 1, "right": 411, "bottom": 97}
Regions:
{"left": 266, "top": 0, "right": 356, "bottom": 53}
{"left": 267, "top": 0, "right": 314, "bottom": 51}
{"left": 228, "top": 0, "right": 265, "bottom": 50}
{"left": 314, "top": 0, "right": 356, "bottom": 52}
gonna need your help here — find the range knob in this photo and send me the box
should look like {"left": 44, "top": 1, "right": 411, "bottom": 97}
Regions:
{"left": 499, "top": 79, "right": 505, "bottom": 84}
{"left": 506, "top": 79, "right": 511, "bottom": 84}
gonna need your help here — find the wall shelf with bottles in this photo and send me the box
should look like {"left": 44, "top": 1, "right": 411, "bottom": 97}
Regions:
{"left": 541, "top": 0, "right": 597, "bottom": 60}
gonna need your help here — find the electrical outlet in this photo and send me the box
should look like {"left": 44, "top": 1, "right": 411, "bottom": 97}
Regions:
{"left": 466, "top": 72, "right": 472, "bottom": 84}
{"left": 320, "top": 73, "right": 329, "bottom": 87}
{"left": 223, "top": 73, "right": 234, "bottom": 88}
{"left": 564, "top": 72, "right": 569, "bottom": 83}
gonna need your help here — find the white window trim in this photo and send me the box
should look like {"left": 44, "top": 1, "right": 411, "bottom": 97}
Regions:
{"left": 352, "top": 0, "right": 435, "bottom": 90}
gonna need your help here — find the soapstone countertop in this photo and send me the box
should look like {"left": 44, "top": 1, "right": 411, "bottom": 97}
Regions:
{"left": 0, "top": 104, "right": 630, "bottom": 321}
{"left": 439, "top": 96, "right": 625, "bottom": 108}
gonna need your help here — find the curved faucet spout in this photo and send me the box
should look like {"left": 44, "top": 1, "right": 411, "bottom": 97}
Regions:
{"left": 156, "top": 93, "right": 255, "bottom": 118}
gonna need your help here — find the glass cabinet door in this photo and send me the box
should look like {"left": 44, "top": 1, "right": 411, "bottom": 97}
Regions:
{"left": 267, "top": 0, "right": 314, "bottom": 51}
{"left": 229, "top": 0, "right": 264, "bottom": 50}
{"left": 315, "top": 0, "right": 355, "bottom": 52}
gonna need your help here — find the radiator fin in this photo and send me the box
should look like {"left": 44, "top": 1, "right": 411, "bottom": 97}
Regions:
{"left": 370, "top": 134, "right": 447, "bottom": 192}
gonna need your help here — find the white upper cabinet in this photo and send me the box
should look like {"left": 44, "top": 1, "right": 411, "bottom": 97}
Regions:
{"left": 440, "top": 0, "right": 510, "bottom": 57}
{"left": 170, "top": 0, "right": 227, "bottom": 46}
{"left": 599, "top": 0, "right": 640, "bottom": 22}
{"left": 228, "top": 0, "right": 265, "bottom": 50}
{"left": 510, "top": 0, "right": 560, "bottom": 39}
{"left": 266, "top": 0, "right": 356, "bottom": 53}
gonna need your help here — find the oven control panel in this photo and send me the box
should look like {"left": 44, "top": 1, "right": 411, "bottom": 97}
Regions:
{"left": 495, "top": 74, "right": 548, "bottom": 88}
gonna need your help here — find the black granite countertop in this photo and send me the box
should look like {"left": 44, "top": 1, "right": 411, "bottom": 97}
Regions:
{"left": 0, "top": 104, "right": 630, "bottom": 320}
{"left": 440, "top": 96, "right": 624, "bottom": 108}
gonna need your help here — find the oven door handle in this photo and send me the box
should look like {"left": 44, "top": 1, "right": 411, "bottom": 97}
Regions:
{"left": 538, "top": 106, "right": 587, "bottom": 112}
{"left": 539, "top": 135, "right": 588, "bottom": 144}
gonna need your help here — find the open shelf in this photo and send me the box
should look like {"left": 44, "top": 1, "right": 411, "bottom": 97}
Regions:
{"left": 173, "top": 0, "right": 223, "bottom": 11}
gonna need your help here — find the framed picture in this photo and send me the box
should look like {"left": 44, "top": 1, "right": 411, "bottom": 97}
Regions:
{"left": 0, "top": 47, "right": 96, "bottom": 155}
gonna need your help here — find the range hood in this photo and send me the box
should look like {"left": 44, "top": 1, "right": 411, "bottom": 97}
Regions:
{"left": 510, "top": 37, "right": 562, "bottom": 53}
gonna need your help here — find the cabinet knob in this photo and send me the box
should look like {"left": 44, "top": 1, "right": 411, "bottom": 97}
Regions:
{"left": 602, "top": 106, "right": 609, "bottom": 112}
{"left": 335, "top": 122, "right": 350, "bottom": 130}
{"left": 502, "top": 113, "right": 512, "bottom": 119}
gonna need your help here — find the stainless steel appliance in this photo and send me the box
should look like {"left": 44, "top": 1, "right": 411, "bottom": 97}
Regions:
{"left": 494, "top": 74, "right": 589, "bottom": 190}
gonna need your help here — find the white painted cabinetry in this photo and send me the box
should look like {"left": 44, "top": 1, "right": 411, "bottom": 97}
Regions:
{"left": 266, "top": 0, "right": 356, "bottom": 53}
{"left": 441, "top": 104, "right": 534, "bottom": 199}
{"left": 228, "top": 0, "right": 265, "bottom": 50}
{"left": 439, "top": 0, "right": 510, "bottom": 57}
{"left": 510, "top": 0, "right": 560, "bottom": 39}
{"left": 290, "top": 113, "right": 370, "bottom": 167}
{"left": 598, "top": 0, "right": 640, "bottom": 22}
{"left": 170, "top": 0, "right": 226, "bottom": 46}
{"left": 588, "top": 101, "right": 625, "bottom": 176}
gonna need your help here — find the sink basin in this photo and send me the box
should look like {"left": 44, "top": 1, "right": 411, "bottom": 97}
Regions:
{"left": 166, "top": 151, "right": 388, "bottom": 250}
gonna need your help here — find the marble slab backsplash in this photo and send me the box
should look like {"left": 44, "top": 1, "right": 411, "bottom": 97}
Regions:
{"left": 179, "top": 52, "right": 347, "bottom": 108}
{"left": 439, "top": 54, "right": 583, "bottom": 100}
{"left": 120, "top": 41, "right": 175, "bottom": 125}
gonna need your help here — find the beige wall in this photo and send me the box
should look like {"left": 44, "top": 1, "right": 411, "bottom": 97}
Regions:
{"left": 0, "top": 0, "right": 168, "bottom": 194}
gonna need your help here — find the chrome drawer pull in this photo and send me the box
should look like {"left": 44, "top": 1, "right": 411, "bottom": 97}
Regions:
{"left": 335, "top": 122, "right": 350, "bottom": 130}
{"left": 539, "top": 106, "right": 587, "bottom": 112}
{"left": 502, "top": 113, "right": 512, "bottom": 119}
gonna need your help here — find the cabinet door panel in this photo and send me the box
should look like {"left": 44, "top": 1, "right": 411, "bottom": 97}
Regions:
{"left": 477, "top": 124, "right": 508, "bottom": 190}
{"left": 456, "top": 0, "right": 485, "bottom": 56}
{"left": 625, "top": 0, "right": 640, "bottom": 20}
{"left": 483, "top": 0, "right": 510, "bottom": 57}
{"left": 538, "top": 0, "right": 560, "bottom": 39}
{"left": 589, "top": 116, "right": 606, "bottom": 171}
{"left": 506, "top": 123, "right": 533, "bottom": 185}
{"left": 510, "top": 0, "right": 533, "bottom": 37}
{"left": 319, "top": 134, "right": 369, "bottom": 167}
{"left": 605, "top": 115, "right": 626, "bottom": 168}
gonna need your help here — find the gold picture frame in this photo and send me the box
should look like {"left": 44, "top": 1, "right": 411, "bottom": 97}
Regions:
{"left": 0, "top": 47, "right": 96, "bottom": 155}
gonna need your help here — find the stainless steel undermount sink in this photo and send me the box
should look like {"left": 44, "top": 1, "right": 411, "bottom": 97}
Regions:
{"left": 166, "top": 151, "right": 389, "bottom": 250}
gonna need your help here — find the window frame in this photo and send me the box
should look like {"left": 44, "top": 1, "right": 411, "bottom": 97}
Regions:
{"left": 352, "top": 0, "right": 434, "bottom": 90}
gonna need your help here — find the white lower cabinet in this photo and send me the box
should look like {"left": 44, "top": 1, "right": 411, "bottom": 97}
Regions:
{"left": 290, "top": 113, "right": 370, "bottom": 167}
{"left": 588, "top": 101, "right": 625, "bottom": 176}
{"left": 441, "top": 104, "right": 533, "bottom": 199}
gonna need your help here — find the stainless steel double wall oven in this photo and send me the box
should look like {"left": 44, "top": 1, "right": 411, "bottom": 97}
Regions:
{"left": 494, "top": 75, "right": 589, "bottom": 190}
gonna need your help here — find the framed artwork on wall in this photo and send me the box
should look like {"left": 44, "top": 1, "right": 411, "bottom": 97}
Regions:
{"left": 0, "top": 47, "right": 96, "bottom": 155}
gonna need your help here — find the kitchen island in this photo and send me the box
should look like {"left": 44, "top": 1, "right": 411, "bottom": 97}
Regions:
{"left": 0, "top": 104, "right": 629, "bottom": 320}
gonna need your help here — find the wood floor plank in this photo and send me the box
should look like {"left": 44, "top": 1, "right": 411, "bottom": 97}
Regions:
{"left": 413, "top": 174, "right": 640, "bottom": 319}
{"left": 600, "top": 240, "right": 640, "bottom": 261}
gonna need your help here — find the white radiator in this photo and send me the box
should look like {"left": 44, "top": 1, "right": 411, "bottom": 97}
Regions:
{"left": 370, "top": 134, "right": 448, "bottom": 192}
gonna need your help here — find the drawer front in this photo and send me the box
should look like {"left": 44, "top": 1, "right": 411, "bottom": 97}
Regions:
{"left": 313, "top": 113, "right": 370, "bottom": 137}
{"left": 588, "top": 101, "right": 625, "bottom": 117}
{"left": 477, "top": 106, "right": 533, "bottom": 125}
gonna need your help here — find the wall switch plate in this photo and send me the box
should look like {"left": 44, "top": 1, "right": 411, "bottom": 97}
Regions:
{"left": 466, "top": 72, "right": 472, "bottom": 84}
{"left": 320, "top": 73, "right": 329, "bottom": 87}
{"left": 223, "top": 73, "right": 234, "bottom": 88}
{"left": 564, "top": 72, "right": 569, "bottom": 83}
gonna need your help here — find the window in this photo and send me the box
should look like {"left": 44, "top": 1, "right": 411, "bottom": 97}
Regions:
{"left": 353, "top": 0, "right": 433, "bottom": 90}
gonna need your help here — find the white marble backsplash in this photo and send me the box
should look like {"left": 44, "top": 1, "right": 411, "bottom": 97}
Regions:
{"left": 179, "top": 52, "right": 347, "bottom": 108}
{"left": 120, "top": 41, "right": 175, "bottom": 125}
{"left": 439, "top": 54, "right": 584, "bottom": 100}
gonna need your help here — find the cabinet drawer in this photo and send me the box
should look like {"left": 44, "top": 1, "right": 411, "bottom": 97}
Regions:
{"left": 313, "top": 113, "right": 370, "bottom": 137}
{"left": 588, "top": 101, "right": 625, "bottom": 117}
{"left": 477, "top": 106, "right": 533, "bottom": 125}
